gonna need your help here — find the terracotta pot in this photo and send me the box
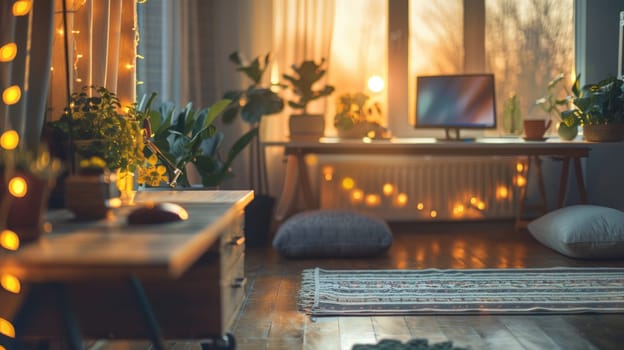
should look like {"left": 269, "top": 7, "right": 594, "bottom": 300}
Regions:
{"left": 65, "top": 173, "right": 116, "bottom": 220}
{"left": 289, "top": 114, "right": 325, "bottom": 139}
{"left": 583, "top": 124, "right": 624, "bottom": 142}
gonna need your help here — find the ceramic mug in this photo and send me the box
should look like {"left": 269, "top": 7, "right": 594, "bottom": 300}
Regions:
{"left": 523, "top": 119, "right": 552, "bottom": 140}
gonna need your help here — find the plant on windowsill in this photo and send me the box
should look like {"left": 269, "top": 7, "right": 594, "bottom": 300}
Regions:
{"left": 535, "top": 73, "right": 577, "bottom": 140}
{"left": 282, "top": 58, "right": 335, "bottom": 139}
{"left": 561, "top": 75, "right": 624, "bottom": 142}
{"left": 334, "top": 92, "right": 388, "bottom": 139}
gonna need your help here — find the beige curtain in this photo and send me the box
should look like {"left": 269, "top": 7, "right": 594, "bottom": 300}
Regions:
{"left": 49, "top": 0, "right": 136, "bottom": 121}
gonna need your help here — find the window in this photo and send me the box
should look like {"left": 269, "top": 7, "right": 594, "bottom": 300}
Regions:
{"left": 400, "top": 0, "right": 575, "bottom": 134}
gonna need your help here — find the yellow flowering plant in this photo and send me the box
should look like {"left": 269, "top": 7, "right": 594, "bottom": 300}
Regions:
{"left": 137, "top": 154, "right": 169, "bottom": 187}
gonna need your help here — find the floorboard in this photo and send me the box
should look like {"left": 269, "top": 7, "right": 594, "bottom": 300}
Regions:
{"left": 84, "top": 219, "right": 624, "bottom": 349}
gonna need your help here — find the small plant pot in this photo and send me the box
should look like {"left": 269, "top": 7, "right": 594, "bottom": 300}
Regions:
{"left": 289, "top": 114, "right": 325, "bottom": 139}
{"left": 583, "top": 124, "right": 624, "bottom": 142}
{"left": 65, "top": 173, "right": 117, "bottom": 220}
{"left": 557, "top": 122, "right": 578, "bottom": 141}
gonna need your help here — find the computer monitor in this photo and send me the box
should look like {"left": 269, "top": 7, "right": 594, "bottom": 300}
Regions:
{"left": 415, "top": 74, "right": 497, "bottom": 141}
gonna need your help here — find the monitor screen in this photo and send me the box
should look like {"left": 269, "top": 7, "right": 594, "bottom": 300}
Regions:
{"left": 415, "top": 74, "right": 497, "bottom": 131}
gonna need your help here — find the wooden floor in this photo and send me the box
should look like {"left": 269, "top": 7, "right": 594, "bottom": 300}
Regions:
{"left": 90, "top": 220, "right": 624, "bottom": 349}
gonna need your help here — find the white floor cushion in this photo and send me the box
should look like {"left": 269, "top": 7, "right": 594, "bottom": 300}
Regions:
{"left": 527, "top": 205, "right": 624, "bottom": 259}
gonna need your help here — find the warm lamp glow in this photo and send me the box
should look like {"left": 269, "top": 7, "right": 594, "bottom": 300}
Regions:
{"left": 322, "top": 166, "right": 334, "bottom": 181}
{"left": 476, "top": 201, "right": 486, "bottom": 210}
{"left": 0, "top": 317, "right": 15, "bottom": 338}
{"left": 368, "top": 75, "right": 384, "bottom": 93}
{"left": 341, "top": 177, "right": 355, "bottom": 190}
{"left": 393, "top": 193, "right": 408, "bottom": 207}
{"left": 0, "top": 130, "right": 19, "bottom": 150}
{"left": 0, "top": 230, "right": 20, "bottom": 251}
{"left": 453, "top": 203, "right": 465, "bottom": 216}
{"left": 416, "top": 202, "right": 424, "bottom": 210}
{"left": 2, "top": 85, "right": 21, "bottom": 105}
{"left": 350, "top": 189, "right": 364, "bottom": 204}
{"left": 496, "top": 185, "right": 509, "bottom": 199}
{"left": 0, "top": 43, "right": 17, "bottom": 62}
{"left": 1, "top": 274, "right": 21, "bottom": 294}
{"left": 365, "top": 193, "right": 381, "bottom": 207}
{"left": 514, "top": 174, "right": 526, "bottom": 187}
{"left": 516, "top": 162, "right": 524, "bottom": 173}
{"left": 470, "top": 197, "right": 478, "bottom": 205}
{"left": 382, "top": 183, "right": 395, "bottom": 196}
{"left": 8, "top": 177, "right": 28, "bottom": 198}
{"left": 12, "top": 0, "right": 32, "bottom": 16}
{"left": 430, "top": 210, "right": 438, "bottom": 218}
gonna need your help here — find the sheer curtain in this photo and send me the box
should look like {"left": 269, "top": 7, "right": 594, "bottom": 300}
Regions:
{"left": 49, "top": 0, "right": 136, "bottom": 121}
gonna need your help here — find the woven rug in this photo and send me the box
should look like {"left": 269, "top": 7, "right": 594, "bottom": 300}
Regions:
{"left": 298, "top": 267, "right": 624, "bottom": 316}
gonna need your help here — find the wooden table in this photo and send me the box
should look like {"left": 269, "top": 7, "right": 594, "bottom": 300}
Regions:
{"left": 0, "top": 190, "right": 253, "bottom": 350}
{"left": 263, "top": 137, "right": 590, "bottom": 228}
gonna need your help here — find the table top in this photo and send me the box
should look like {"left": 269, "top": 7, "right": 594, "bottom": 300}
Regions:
{"left": 262, "top": 137, "right": 591, "bottom": 157}
{"left": 0, "top": 190, "right": 254, "bottom": 281}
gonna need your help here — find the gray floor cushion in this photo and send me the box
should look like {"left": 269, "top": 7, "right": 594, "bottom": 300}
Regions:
{"left": 527, "top": 205, "right": 624, "bottom": 259}
{"left": 273, "top": 210, "right": 392, "bottom": 258}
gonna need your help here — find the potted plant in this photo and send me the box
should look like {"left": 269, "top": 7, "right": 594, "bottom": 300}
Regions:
{"left": 46, "top": 86, "right": 146, "bottom": 205}
{"left": 282, "top": 58, "right": 335, "bottom": 138}
{"left": 561, "top": 75, "right": 624, "bottom": 142}
{"left": 334, "top": 92, "right": 387, "bottom": 138}
{"left": 223, "top": 52, "right": 285, "bottom": 246}
{"left": 141, "top": 96, "right": 256, "bottom": 188}
{"left": 535, "top": 73, "right": 577, "bottom": 140}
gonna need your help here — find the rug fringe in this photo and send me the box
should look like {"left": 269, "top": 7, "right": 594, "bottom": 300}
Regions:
{"left": 297, "top": 268, "right": 319, "bottom": 314}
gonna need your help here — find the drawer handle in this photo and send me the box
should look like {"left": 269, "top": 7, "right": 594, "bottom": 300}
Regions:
{"left": 231, "top": 277, "right": 247, "bottom": 289}
{"left": 229, "top": 236, "right": 245, "bottom": 246}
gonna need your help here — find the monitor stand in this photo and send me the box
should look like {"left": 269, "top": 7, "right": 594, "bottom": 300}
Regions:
{"left": 438, "top": 128, "right": 475, "bottom": 142}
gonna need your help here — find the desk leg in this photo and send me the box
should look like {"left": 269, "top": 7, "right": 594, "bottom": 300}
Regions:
{"left": 295, "top": 152, "right": 316, "bottom": 210}
{"left": 557, "top": 157, "right": 571, "bottom": 208}
{"left": 274, "top": 154, "right": 299, "bottom": 222}
{"left": 129, "top": 275, "right": 166, "bottom": 350}
{"left": 574, "top": 157, "right": 588, "bottom": 203}
{"left": 7, "top": 283, "right": 84, "bottom": 350}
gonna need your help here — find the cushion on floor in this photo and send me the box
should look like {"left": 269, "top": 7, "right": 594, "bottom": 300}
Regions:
{"left": 272, "top": 210, "right": 392, "bottom": 258}
{"left": 527, "top": 205, "right": 624, "bottom": 259}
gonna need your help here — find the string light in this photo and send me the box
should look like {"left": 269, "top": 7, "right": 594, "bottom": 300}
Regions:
{"left": 12, "top": 0, "right": 32, "bottom": 16}
{"left": 2, "top": 85, "right": 21, "bottom": 105}
{"left": 0, "top": 317, "right": 15, "bottom": 338}
{"left": 0, "top": 130, "right": 19, "bottom": 150}
{"left": 350, "top": 189, "right": 364, "bottom": 204}
{"left": 8, "top": 177, "right": 28, "bottom": 198}
{"left": 1, "top": 274, "right": 21, "bottom": 294}
{"left": 0, "top": 230, "right": 20, "bottom": 251}
{"left": 341, "top": 177, "right": 355, "bottom": 191}
{"left": 0, "top": 42, "right": 17, "bottom": 62}
{"left": 382, "top": 183, "right": 395, "bottom": 196}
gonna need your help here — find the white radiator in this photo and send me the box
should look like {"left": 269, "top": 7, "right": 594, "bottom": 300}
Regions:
{"left": 319, "top": 156, "right": 523, "bottom": 221}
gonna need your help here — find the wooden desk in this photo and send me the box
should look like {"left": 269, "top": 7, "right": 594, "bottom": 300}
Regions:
{"left": 263, "top": 137, "right": 590, "bottom": 227}
{"left": 0, "top": 190, "right": 253, "bottom": 350}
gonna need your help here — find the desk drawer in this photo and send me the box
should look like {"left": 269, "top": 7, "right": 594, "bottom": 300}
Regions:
{"left": 219, "top": 208, "right": 245, "bottom": 274}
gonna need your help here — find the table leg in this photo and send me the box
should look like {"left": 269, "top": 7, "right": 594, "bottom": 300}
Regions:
{"left": 574, "top": 157, "right": 588, "bottom": 203}
{"left": 6, "top": 283, "right": 84, "bottom": 350}
{"left": 295, "top": 151, "right": 316, "bottom": 209}
{"left": 129, "top": 275, "right": 166, "bottom": 350}
{"left": 515, "top": 156, "right": 530, "bottom": 230}
{"left": 557, "top": 157, "right": 571, "bottom": 208}
{"left": 274, "top": 154, "right": 299, "bottom": 222}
